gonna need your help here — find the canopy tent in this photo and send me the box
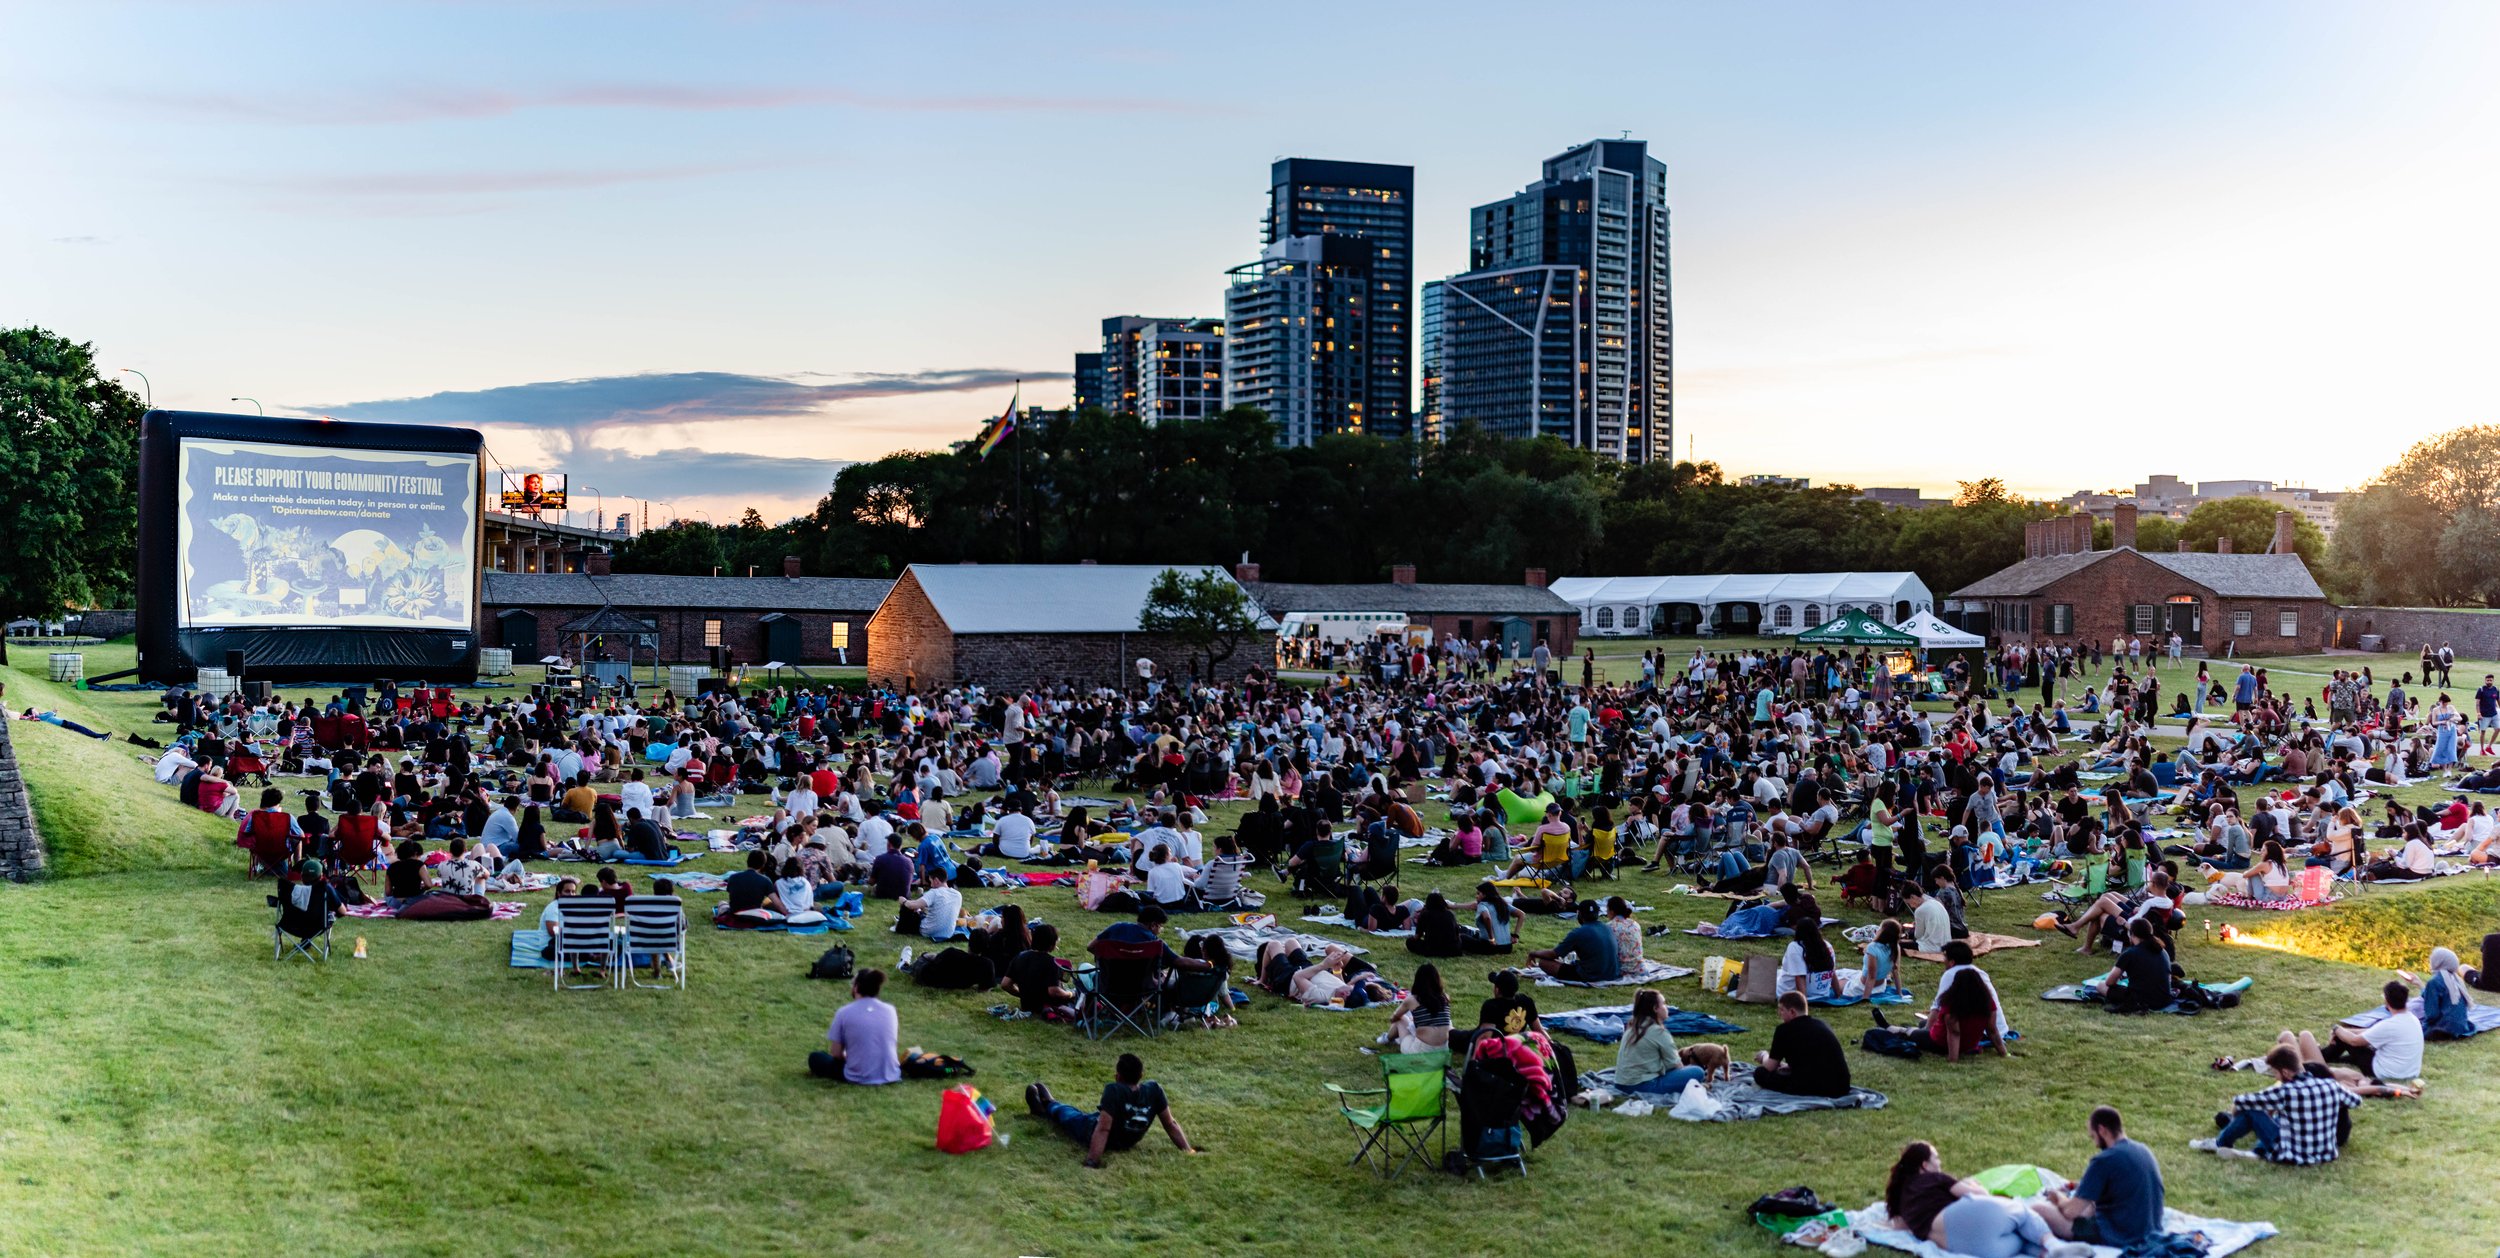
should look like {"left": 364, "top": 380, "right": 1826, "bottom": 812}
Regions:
{"left": 1548, "top": 571, "right": 1935, "bottom": 637}
{"left": 1792, "top": 609, "right": 1919, "bottom": 647}
{"left": 1897, "top": 610, "right": 1984, "bottom": 650}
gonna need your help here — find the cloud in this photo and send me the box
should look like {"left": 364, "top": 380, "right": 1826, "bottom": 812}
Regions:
{"left": 49, "top": 235, "right": 107, "bottom": 245}
{"left": 305, "top": 368, "right": 1049, "bottom": 434}
{"left": 123, "top": 83, "right": 1217, "bottom": 125}
{"left": 240, "top": 162, "right": 768, "bottom": 199}
{"left": 537, "top": 446, "right": 857, "bottom": 516}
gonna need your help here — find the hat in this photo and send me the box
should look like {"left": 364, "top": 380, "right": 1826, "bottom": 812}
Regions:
{"left": 1950, "top": 825, "right": 1970, "bottom": 838}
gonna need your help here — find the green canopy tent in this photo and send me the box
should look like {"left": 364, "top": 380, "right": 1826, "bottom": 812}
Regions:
{"left": 1791, "top": 609, "right": 1919, "bottom": 648}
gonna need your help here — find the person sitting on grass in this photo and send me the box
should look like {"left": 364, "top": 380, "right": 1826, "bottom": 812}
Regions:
{"left": 2400, "top": 947, "right": 2477, "bottom": 1040}
{"left": 1753, "top": 991, "right": 1850, "bottom": 1098}
{"left": 1921, "top": 938, "right": 2013, "bottom": 1051}
{"left": 1465, "top": 881, "right": 1517, "bottom": 954}
{"left": 1779, "top": 910, "right": 1842, "bottom": 1002}
{"left": 1929, "top": 967, "right": 2010, "bottom": 1063}
{"left": 2192, "top": 1041, "right": 2364, "bottom": 1163}
{"left": 1025, "top": 1052, "right": 1202, "bottom": 1169}
{"left": 1884, "top": 1140, "right": 2073, "bottom": 1258}
{"left": 808, "top": 968, "right": 901, "bottom": 1086}
{"left": 2323, "top": 980, "right": 2425, "bottom": 1087}
{"left": 2036, "top": 1106, "right": 2163, "bottom": 1249}
{"left": 1528, "top": 899, "right": 1621, "bottom": 983}
{"left": 1377, "top": 963, "right": 1453, "bottom": 1055}
{"left": 1405, "top": 890, "right": 1465, "bottom": 957}
{"left": 2101, "top": 918, "right": 2180, "bottom": 1015}
{"left": 1859, "top": 919, "right": 1903, "bottom": 998}
{"left": 716, "top": 849, "right": 786, "bottom": 926}
{"left": 1612, "top": 987, "right": 1708, "bottom": 1098}
{"left": 1001, "top": 922, "right": 1077, "bottom": 1021}
{"left": 899, "top": 864, "right": 966, "bottom": 942}
{"left": 2214, "top": 1026, "right": 2420, "bottom": 1101}
{"left": 2057, "top": 869, "right": 2174, "bottom": 955}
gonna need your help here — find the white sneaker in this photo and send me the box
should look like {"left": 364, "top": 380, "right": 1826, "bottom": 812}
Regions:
{"left": 898, "top": 946, "right": 915, "bottom": 969}
{"left": 2188, "top": 1137, "right": 2220, "bottom": 1152}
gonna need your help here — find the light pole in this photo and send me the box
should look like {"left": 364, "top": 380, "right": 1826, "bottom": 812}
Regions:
{"left": 229, "top": 397, "right": 263, "bottom": 415}
{"left": 577, "top": 484, "right": 606, "bottom": 536}
{"left": 118, "top": 368, "right": 152, "bottom": 409}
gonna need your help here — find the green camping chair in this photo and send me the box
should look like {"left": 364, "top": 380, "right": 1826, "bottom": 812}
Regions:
{"left": 2048, "top": 854, "right": 2110, "bottom": 910}
{"left": 1324, "top": 1048, "right": 1449, "bottom": 1179}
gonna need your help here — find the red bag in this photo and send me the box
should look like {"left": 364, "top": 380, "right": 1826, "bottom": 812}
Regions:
{"left": 935, "top": 1085, "right": 994, "bottom": 1154}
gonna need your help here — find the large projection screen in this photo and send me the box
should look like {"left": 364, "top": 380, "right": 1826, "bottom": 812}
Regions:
{"left": 177, "top": 439, "right": 478, "bottom": 629}
{"left": 137, "top": 411, "right": 486, "bottom": 684}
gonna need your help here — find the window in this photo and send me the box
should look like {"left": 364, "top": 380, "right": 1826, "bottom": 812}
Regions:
{"left": 830, "top": 621, "right": 850, "bottom": 651}
{"left": 2049, "top": 604, "right": 2073, "bottom": 635}
{"left": 1803, "top": 604, "right": 1825, "bottom": 628}
{"left": 2232, "top": 611, "right": 2253, "bottom": 636}
{"left": 1623, "top": 606, "right": 1642, "bottom": 629}
{"left": 2279, "top": 610, "right": 2299, "bottom": 638}
{"left": 2131, "top": 605, "right": 2154, "bottom": 635}
{"left": 702, "top": 618, "right": 723, "bottom": 648}
{"left": 1772, "top": 604, "right": 1794, "bottom": 629}
{"left": 1455, "top": 619, "right": 1473, "bottom": 641}
{"left": 1595, "top": 606, "right": 1615, "bottom": 629}
{"left": 1729, "top": 604, "right": 1752, "bottom": 624}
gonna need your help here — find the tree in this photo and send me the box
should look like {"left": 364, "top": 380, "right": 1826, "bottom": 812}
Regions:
{"left": 0, "top": 327, "right": 141, "bottom": 615}
{"left": 1137, "top": 568, "right": 1263, "bottom": 680}
{"left": 2178, "top": 497, "right": 2325, "bottom": 568}
{"left": 1955, "top": 478, "right": 2008, "bottom": 506}
{"left": 2335, "top": 426, "right": 2500, "bottom": 606}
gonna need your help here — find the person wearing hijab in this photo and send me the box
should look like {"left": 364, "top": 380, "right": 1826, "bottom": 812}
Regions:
{"left": 2408, "top": 947, "right": 2476, "bottom": 1039}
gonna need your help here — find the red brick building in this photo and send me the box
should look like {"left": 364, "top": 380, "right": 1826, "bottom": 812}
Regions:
{"left": 867, "top": 564, "right": 1269, "bottom": 693}
{"left": 483, "top": 555, "right": 890, "bottom": 666}
{"left": 1239, "top": 564, "right": 1579, "bottom": 657}
{"left": 1950, "top": 505, "right": 2330, "bottom": 656}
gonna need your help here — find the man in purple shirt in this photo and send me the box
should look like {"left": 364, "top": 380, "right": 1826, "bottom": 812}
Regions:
{"left": 810, "top": 969, "right": 901, "bottom": 1085}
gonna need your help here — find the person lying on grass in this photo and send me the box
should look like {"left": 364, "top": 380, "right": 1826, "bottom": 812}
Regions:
{"left": 2213, "top": 983, "right": 2424, "bottom": 1099}
{"left": 1279, "top": 945, "right": 1398, "bottom": 1008}
{"left": 1884, "top": 1139, "right": 2090, "bottom": 1258}
{"left": 1026, "top": 1052, "right": 1202, "bottom": 1169}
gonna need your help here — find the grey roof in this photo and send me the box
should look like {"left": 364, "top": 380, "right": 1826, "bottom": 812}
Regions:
{"left": 484, "top": 571, "right": 891, "bottom": 613}
{"left": 557, "top": 606, "right": 660, "bottom": 636}
{"left": 1244, "top": 581, "right": 1578, "bottom": 617}
{"left": 888, "top": 564, "right": 1274, "bottom": 634}
{"left": 1952, "top": 549, "right": 2324, "bottom": 600}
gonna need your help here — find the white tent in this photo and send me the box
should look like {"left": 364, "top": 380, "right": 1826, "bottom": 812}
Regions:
{"left": 1549, "top": 572, "right": 1935, "bottom": 637}
{"left": 1897, "top": 609, "right": 1984, "bottom": 649}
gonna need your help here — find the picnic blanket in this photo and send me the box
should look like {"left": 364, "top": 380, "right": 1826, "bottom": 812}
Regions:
{"left": 1185, "top": 925, "right": 1366, "bottom": 963}
{"left": 662, "top": 873, "right": 731, "bottom": 893}
{"left": 2045, "top": 975, "right": 2253, "bottom": 1004}
{"left": 342, "top": 900, "right": 526, "bottom": 921}
{"left": 1686, "top": 917, "right": 1836, "bottom": 940}
{"left": 1905, "top": 931, "right": 2039, "bottom": 964}
{"left": 2204, "top": 892, "right": 2338, "bottom": 911}
{"left": 509, "top": 929, "right": 553, "bottom": 968}
{"left": 1300, "top": 912, "right": 1415, "bottom": 939}
{"left": 713, "top": 916, "right": 837, "bottom": 935}
{"left": 482, "top": 873, "right": 562, "bottom": 893}
{"left": 2345, "top": 1000, "right": 2500, "bottom": 1037}
{"left": 1518, "top": 958, "right": 1696, "bottom": 989}
{"left": 1542, "top": 1003, "right": 1748, "bottom": 1043}
{"left": 1849, "top": 1200, "right": 2276, "bottom": 1258}
{"left": 622, "top": 851, "right": 700, "bottom": 867}
{"left": 1577, "top": 1063, "right": 1886, "bottom": 1122}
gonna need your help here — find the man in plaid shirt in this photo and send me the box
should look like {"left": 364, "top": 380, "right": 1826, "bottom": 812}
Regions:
{"left": 2193, "top": 1044, "right": 2360, "bottom": 1164}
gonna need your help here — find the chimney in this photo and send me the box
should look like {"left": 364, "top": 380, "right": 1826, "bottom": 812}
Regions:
{"left": 2270, "top": 510, "right": 2298, "bottom": 555}
{"left": 2025, "top": 520, "right": 2043, "bottom": 559}
{"left": 2177, "top": 539, "right": 2190, "bottom": 553}
{"left": 2216, "top": 535, "right": 2232, "bottom": 554}
{"left": 2073, "top": 514, "right": 2093, "bottom": 555}
{"left": 1391, "top": 564, "right": 1417, "bottom": 585}
{"left": 1233, "top": 561, "right": 1261, "bottom": 584}
{"left": 585, "top": 549, "right": 612, "bottom": 576}
{"left": 1523, "top": 567, "right": 1548, "bottom": 589}
{"left": 2112, "top": 501, "right": 2138, "bottom": 551}
{"left": 782, "top": 554, "right": 802, "bottom": 578}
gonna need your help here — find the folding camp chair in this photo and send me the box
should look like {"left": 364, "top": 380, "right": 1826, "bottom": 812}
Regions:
{"left": 269, "top": 881, "right": 336, "bottom": 961}
{"left": 1077, "top": 937, "right": 1164, "bottom": 1040}
{"left": 1293, "top": 836, "right": 1349, "bottom": 898}
{"left": 1325, "top": 1048, "right": 1450, "bottom": 1179}
{"left": 2046, "top": 854, "right": 2110, "bottom": 910}
{"left": 1160, "top": 967, "right": 1231, "bottom": 1027}
{"left": 621, "top": 895, "right": 688, "bottom": 990}
{"left": 551, "top": 896, "right": 622, "bottom": 991}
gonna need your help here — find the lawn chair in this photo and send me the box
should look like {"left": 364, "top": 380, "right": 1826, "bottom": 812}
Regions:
{"left": 1078, "top": 936, "right": 1164, "bottom": 1040}
{"left": 622, "top": 895, "right": 688, "bottom": 990}
{"left": 2046, "top": 854, "right": 2110, "bottom": 910}
{"left": 1293, "top": 836, "right": 1348, "bottom": 898}
{"left": 268, "top": 879, "right": 336, "bottom": 961}
{"left": 1325, "top": 1048, "right": 1450, "bottom": 1179}
{"left": 1160, "top": 967, "right": 1232, "bottom": 1027}
{"left": 551, "top": 896, "right": 621, "bottom": 991}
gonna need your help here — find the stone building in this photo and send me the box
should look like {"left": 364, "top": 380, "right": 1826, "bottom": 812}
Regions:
{"left": 1949, "top": 504, "right": 2330, "bottom": 656}
{"left": 867, "top": 564, "right": 1269, "bottom": 693}
{"left": 482, "top": 554, "right": 889, "bottom": 666}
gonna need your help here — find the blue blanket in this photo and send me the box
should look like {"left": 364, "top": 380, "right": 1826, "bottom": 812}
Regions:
{"left": 509, "top": 930, "right": 553, "bottom": 968}
{"left": 2346, "top": 1000, "right": 2500, "bottom": 1036}
{"left": 1543, "top": 1003, "right": 1748, "bottom": 1043}
{"left": 713, "top": 916, "right": 838, "bottom": 935}
{"left": 623, "top": 851, "right": 701, "bottom": 867}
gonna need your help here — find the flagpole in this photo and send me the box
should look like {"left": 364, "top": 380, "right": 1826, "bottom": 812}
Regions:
{"left": 1013, "top": 380, "right": 1025, "bottom": 563}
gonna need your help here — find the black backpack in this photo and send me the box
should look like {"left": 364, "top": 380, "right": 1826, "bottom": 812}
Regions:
{"left": 1747, "top": 1186, "right": 1829, "bottom": 1221}
{"left": 807, "top": 946, "right": 856, "bottom": 981}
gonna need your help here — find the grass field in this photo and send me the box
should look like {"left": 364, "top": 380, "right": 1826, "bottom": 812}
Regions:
{"left": 3, "top": 642, "right": 2498, "bottom": 1256}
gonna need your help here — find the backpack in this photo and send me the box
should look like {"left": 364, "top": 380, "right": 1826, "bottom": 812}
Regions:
{"left": 807, "top": 946, "right": 856, "bottom": 981}
{"left": 1747, "top": 1186, "right": 1829, "bottom": 1221}
{"left": 901, "top": 1051, "right": 975, "bottom": 1079}
{"left": 1861, "top": 1027, "right": 1924, "bottom": 1059}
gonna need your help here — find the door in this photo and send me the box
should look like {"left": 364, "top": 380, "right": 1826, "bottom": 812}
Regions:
{"left": 2164, "top": 598, "right": 2201, "bottom": 649}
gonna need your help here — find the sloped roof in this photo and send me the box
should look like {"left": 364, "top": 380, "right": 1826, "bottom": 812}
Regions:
{"left": 1899, "top": 610, "right": 1986, "bottom": 648}
{"left": 1550, "top": 571, "right": 1932, "bottom": 608}
{"left": 889, "top": 564, "right": 1274, "bottom": 634}
{"left": 1794, "top": 609, "right": 1919, "bottom": 646}
{"left": 1244, "top": 581, "right": 1576, "bottom": 617}
{"left": 1951, "top": 549, "right": 2324, "bottom": 600}
{"left": 484, "top": 571, "right": 890, "bottom": 612}
{"left": 558, "top": 606, "right": 660, "bottom": 636}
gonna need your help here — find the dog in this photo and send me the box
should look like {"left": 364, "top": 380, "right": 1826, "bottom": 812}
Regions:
{"left": 1678, "top": 1042, "right": 1732, "bottom": 1082}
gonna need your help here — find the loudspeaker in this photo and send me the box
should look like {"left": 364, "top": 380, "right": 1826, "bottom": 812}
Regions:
{"left": 224, "top": 649, "right": 247, "bottom": 675}
{"left": 710, "top": 644, "right": 729, "bottom": 671}
{"left": 696, "top": 677, "right": 731, "bottom": 697}
{"left": 244, "top": 679, "right": 273, "bottom": 703}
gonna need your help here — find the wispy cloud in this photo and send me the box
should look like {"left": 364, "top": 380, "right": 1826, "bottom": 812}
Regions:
{"left": 49, "top": 234, "right": 107, "bottom": 245}
{"left": 305, "top": 368, "right": 1050, "bottom": 435}
{"left": 242, "top": 162, "right": 767, "bottom": 199}
{"left": 125, "top": 83, "right": 1217, "bottom": 125}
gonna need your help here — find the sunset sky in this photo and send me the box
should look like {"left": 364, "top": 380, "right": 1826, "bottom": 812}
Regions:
{"left": 9, "top": 1, "right": 2500, "bottom": 525}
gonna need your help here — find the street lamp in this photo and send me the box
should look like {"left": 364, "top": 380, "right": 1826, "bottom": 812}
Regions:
{"left": 118, "top": 368, "right": 152, "bottom": 408}
{"left": 577, "top": 484, "right": 606, "bottom": 535}
{"left": 229, "top": 397, "right": 264, "bottom": 415}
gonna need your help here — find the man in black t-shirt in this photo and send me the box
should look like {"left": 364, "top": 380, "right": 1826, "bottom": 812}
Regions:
{"left": 1025, "top": 1052, "right": 1200, "bottom": 1168}
{"left": 1754, "top": 992, "right": 1851, "bottom": 1098}
{"left": 2104, "top": 919, "right": 2176, "bottom": 1013}
{"left": 1002, "top": 923, "right": 1076, "bottom": 1019}
{"left": 717, "top": 850, "right": 783, "bottom": 922}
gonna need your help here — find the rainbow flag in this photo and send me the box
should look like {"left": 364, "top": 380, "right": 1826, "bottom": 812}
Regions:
{"left": 976, "top": 387, "right": 1018, "bottom": 458}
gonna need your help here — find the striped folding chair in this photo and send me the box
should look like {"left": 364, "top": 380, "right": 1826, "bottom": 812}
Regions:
{"left": 551, "top": 896, "right": 621, "bottom": 991}
{"left": 622, "top": 895, "right": 688, "bottom": 990}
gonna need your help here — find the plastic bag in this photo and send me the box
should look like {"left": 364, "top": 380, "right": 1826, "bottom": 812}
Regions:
{"left": 1701, "top": 955, "right": 1728, "bottom": 989}
{"left": 935, "top": 1084, "right": 995, "bottom": 1154}
{"left": 1669, "top": 1077, "right": 1727, "bottom": 1122}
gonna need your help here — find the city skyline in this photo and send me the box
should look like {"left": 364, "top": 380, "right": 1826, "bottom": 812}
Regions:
{"left": 9, "top": 2, "right": 2500, "bottom": 522}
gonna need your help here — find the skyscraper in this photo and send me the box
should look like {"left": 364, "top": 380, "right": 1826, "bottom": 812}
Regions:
{"left": 1072, "top": 352, "right": 1105, "bottom": 413}
{"left": 1223, "top": 157, "right": 1414, "bottom": 445}
{"left": 1098, "top": 316, "right": 1226, "bottom": 423}
{"left": 1433, "top": 139, "right": 1672, "bottom": 462}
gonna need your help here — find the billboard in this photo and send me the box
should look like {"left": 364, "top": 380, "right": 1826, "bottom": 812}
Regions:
{"left": 137, "top": 412, "right": 486, "bottom": 684}
{"left": 500, "top": 470, "right": 567, "bottom": 512}
{"left": 177, "top": 438, "right": 478, "bottom": 629}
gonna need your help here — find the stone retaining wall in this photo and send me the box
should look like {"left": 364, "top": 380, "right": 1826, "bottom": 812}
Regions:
{"left": 0, "top": 716, "right": 45, "bottom": 882}
{"left": 2334, "top": 607, "right": 2500, "bottom": 660}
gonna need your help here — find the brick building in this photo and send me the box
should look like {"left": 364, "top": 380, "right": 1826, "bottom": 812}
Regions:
{"left": 482, "top": 554, "right": 889, "bottom": 667}
{"left": 1950, "top": 504, "right": 2329, "bottom": 656}
{"left": 867, "top": 564, "right": 1270, "bottom": 693}
{"left": 1240, "top": 564, "right": 1580, "bottom": 657}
